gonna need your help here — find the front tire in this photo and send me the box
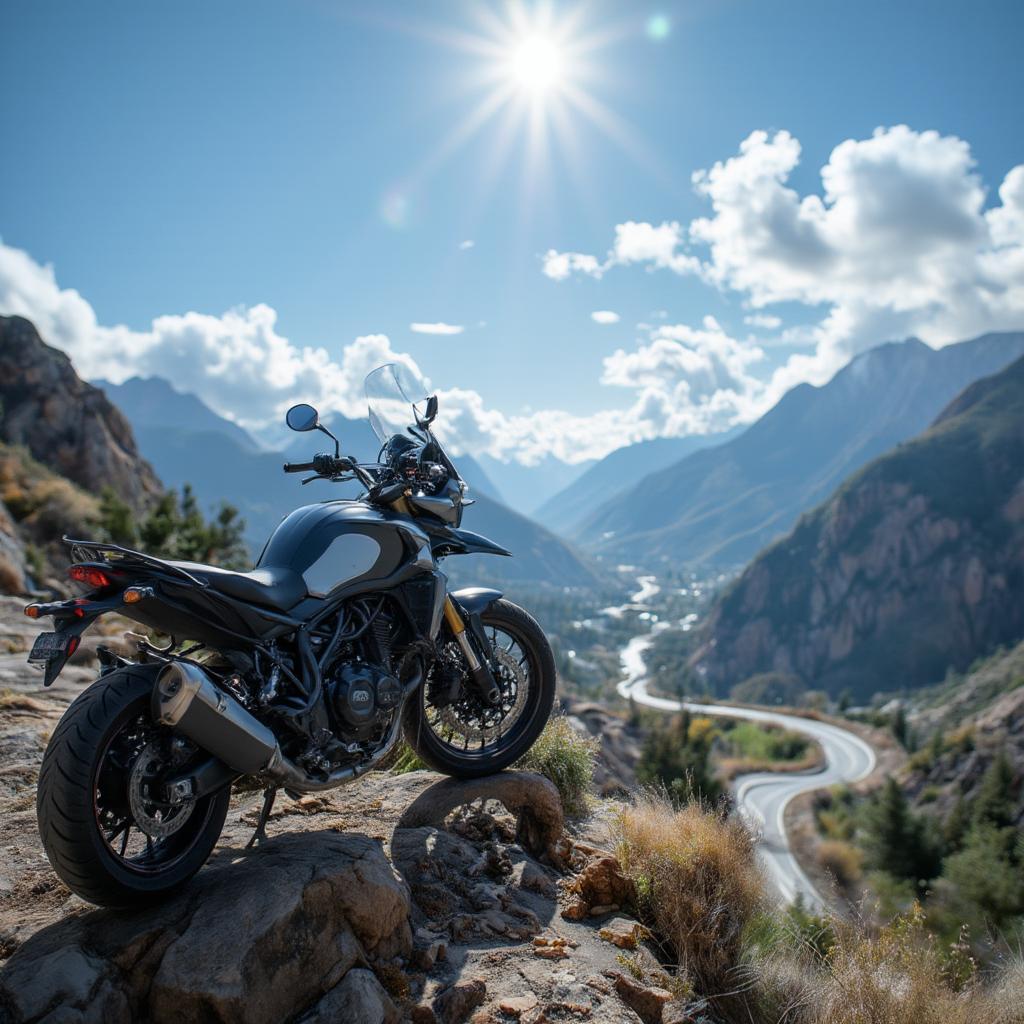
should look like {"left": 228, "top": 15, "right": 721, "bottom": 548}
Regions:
{"left": 404, "top": 599, "right": 556, "bottom": 779}
{"left": 37, "top": 664, "right": 230, "bottom": 907}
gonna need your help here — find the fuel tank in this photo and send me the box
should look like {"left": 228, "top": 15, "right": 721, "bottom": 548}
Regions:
{"left": 257, "top": 501, "right": 432, "bottom": 599}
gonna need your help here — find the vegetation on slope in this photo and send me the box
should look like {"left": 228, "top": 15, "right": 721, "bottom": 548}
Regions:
{"left": 616, "top": 792, "right": 1024, "bottom": 1024}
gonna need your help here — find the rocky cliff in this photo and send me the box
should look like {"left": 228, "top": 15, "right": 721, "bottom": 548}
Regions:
{"left": 0, "top": 316, "right": 160, "bottom": 511}
{"left": 691, "top": 354, "right": 1024, "bottom": 701}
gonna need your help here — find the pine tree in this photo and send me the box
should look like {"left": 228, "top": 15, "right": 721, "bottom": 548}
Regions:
{"left": 972, "top": 751, "right": 1018, "bottom": 832}
{"left": 861, "top": 778, "right": 941, "bottom": 887}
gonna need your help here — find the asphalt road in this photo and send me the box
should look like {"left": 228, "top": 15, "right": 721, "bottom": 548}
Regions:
{"left": 616, "top": 634, "right": 876, "bottom": 910}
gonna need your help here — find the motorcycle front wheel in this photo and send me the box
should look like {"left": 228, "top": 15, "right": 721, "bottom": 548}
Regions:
{"left": 37, "top": 664, "right": 230, "bottom": 907}
{"left": 403, "top": 599, "right": 556, "bottom": 779}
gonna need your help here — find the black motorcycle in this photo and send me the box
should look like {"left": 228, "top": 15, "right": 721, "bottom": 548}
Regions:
{"left": 24, "top": 364, "right": 555, "bottom": 906}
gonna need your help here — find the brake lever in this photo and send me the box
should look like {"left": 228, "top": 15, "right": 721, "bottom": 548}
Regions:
{"left": 301, "top": 474, "right": 322, "bottom": 485}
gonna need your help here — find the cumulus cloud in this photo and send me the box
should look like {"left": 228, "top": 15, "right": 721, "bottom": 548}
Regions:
{"left": 458, "top": 239, "right": 475, "bottom": 250}
{"left": 409, "top": 322, "right": 464, "bottom": 335}
{"left": 590, "top": 310, "right": 620, "bottom": 324}
{"left": 601, "top": 315, "right": 769, "bottom": 435}
{"left": 0, "top": 240, "right": 754, "bottom": 465}
{"left": 542, "top": 221, "right": 698, "bottom": 281}
{"left": 543, "top": 125, "right": 1024, "bottom": 389}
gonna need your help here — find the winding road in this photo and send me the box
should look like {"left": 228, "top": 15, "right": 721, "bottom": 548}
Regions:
{"left": 612, "top": 580, "right": 876, "bottom": 910}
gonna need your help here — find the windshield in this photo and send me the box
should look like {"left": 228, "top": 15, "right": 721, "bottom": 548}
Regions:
{"left": 365, "top": 363, "right": 432, "bottom": 445}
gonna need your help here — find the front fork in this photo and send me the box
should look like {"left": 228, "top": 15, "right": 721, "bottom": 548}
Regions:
{"left": 443, "top": 596, "right": 501, "bottom": 705}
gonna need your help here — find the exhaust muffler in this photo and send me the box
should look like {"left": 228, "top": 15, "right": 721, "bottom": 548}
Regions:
{"left": 154, "top": 662, "right": 278, "bottom": 775}
{"left": 153, "top": 660, "right": 414, "bottom": 793}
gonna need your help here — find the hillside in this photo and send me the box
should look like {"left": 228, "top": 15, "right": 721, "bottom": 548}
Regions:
{"left": 536, "top": 428, "right": 738, "bottom": 537}
{"left": 576, "top": 332, "right": 1024, "bottom": 568}
{"left": 0, "top": 317, "right": 161, "bottom": 509}
{"left": 691, "top": 354, "right": 1024, "bottom": 700}
{"left": 94, "top": 377, "right": 602, "bottom": 588}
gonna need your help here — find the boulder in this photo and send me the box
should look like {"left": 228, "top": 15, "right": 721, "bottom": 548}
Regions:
{"left": 0, "top": 832, "right": 411, "bottom": 1024}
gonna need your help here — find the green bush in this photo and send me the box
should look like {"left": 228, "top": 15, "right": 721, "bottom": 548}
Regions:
{"left": 516, "top": 714, "right": 598, "bottom": 817}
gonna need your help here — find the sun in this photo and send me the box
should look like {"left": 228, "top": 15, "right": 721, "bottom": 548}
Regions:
{"left": 509, "top": 33, "right": 564, "bottom": 94}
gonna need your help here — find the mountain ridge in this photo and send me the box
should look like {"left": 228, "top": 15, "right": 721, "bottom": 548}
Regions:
{"left": 575, "top": 331, "right": 1024, "bottom": 568}
{"left": 691, "top": 351, "right": 1024, "bottom": 700}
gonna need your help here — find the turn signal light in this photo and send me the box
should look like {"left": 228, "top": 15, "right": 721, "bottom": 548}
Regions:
{"left": 123, "top": 586, "right": 152, "bottom": 604}
{"left": 23, "top": 604, "right": 41, "bottom": 619}
{"left": 68, "top": 565, "right": 111, "bottom": 589}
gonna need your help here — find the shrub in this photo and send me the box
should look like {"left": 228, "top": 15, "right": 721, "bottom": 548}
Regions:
{"left": 817, "top": 839, "right": 864, "bottom": 887}
{"left": 515, "top": 714, "right": 597, "bottom": 817}
{"left": 615, "top": 793, "right": 766, "bottom": 1017}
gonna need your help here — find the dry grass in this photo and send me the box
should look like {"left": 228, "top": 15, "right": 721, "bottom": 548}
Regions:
{"left": 615, "top": 792, "right": 1024, "bottom": 1023}
{"left": 615, "top": 793, "right": 767, "bottom": 1015}
{"left": 816, "top": 839, "right": 863, "bottom": 888}
{"left": 717, "top": 743, "right": 826, "bottom": 783}
{"left": 771, "top": 907, "right": 1024, "bottom": 1024}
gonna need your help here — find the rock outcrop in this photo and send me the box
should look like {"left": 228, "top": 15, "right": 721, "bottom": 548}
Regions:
{"left": 0, "top": 833, "right": 411, "bottom": 1024}
{"left": 692, "top": 353, "right": 1024, "bottom": 700}
{"left": 0, "top": 593, "right": 701, "bottom": 1023}
{"left": 0, "top": 316, "right": 160, "bottom": 511}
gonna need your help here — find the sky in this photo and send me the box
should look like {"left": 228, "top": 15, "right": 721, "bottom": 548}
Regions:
{"left": 1, "top": 0, "right": 1022, "bottom": 464}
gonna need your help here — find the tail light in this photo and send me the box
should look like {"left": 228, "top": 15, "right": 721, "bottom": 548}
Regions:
{"left": 68, "top": 564, "right": 112, "bottom": 589}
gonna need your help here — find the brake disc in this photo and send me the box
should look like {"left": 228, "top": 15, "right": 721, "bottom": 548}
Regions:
{"left": 128, "top": 742, "right": 196, "bottom": 839}
{"left": 438, "top": 644, "right": 529, "bottom": 743}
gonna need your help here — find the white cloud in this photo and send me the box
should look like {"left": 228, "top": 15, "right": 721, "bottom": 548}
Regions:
{"left": 0, "top": 240, "right": 754, "bottom": 465}
{"left": 543, "top": 125, "right": 1024, "bottom": 391}
{"left": 590, "top": 310, "right": 620, "bottom": 324}
{"left": 409, "top": 322, "right": 464, "bottom": 335}
{"left": 458, "top": 239, "right": 475, "bottom": 250}
{"left": 541, "top": 221, "right": 698, "bottom": 281}
{"left": 744, "top": 313, "right": 782, "bottom": 329}
{"left": 541, "top": 249, "right": 604, "bottom": 281}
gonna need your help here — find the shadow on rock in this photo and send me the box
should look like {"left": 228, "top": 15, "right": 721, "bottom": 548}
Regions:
{"left": 0, "top": 831, "right": 410, "bottom": 1024}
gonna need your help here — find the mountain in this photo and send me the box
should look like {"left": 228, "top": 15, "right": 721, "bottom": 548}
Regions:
{"left": 95, "top": 377, "right": 601, "bottom": 588}
{"left": 477, "top": 453, "right": 594, "bottom": 516}
{"left": 690, "top": 353, "right": 1024, "bottom": 701}
{"left": 576, "top": 332, "right": 1024, "bottom": 568}
{"left": 96, "top": 377, "right": 261, "bottom": 453}
{"left": 535, "top": 429, "right": 740, "bottom": 537}
{"left": 0, "top": 316, "right": 161, "bottom": 509}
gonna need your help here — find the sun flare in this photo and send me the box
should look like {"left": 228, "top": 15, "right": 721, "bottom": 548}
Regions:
{"left": 509, "top": 34, "right": 564, "bottom": 94}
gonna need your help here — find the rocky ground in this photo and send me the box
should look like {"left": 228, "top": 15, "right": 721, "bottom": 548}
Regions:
{"left": 0, "top": 599, "right": 699, "bottom": 1024}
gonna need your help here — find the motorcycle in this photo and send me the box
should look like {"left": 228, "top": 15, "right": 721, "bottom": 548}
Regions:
{"left": 24, "top": 363, "right": 555, "bottom": 907}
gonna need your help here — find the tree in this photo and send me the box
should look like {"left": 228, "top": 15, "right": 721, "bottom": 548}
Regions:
{"left": 636, "top": 710, "right": 721, "bottom": 805}
{"left": 98, "top": 488, "right": 137, "bottom": 547}
{"left": 105, "top": 486, "right": 249, "bottom": 569}
{"left": 861, "top": 778, "right": 942, "bottom": 889}
{"left": 972, "top": 752, "right": 1018, "bottom": 832}
{"left": 891, "top": 705, "right": 909, "bottom": 749}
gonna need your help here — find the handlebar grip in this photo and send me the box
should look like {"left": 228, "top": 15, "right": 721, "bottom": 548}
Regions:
{"left": 283, "top": 461, "right": 316, "bottom": 473}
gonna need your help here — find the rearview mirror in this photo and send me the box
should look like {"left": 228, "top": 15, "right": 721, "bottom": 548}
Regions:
{"left": 416, "top": 395, "right": 439, "bottom": 427}
{"left": 286, "top": 404, "right": 319, "bottom": 432}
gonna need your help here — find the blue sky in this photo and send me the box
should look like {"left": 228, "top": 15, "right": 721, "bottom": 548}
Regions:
{"left": 2, "top": 0, "right": 1022, "bottom": 462}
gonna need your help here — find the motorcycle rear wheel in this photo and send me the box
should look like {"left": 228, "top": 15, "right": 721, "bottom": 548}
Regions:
{"left": 403, "top": 599, "right": 556, "bottom": 779}
{"left": 37, "top": 664, "right": 230, "bottom": 907}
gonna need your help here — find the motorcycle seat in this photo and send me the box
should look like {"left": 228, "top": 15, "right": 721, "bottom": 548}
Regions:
{"left": 169, "top": 561, "right": 307, "bottom": 612}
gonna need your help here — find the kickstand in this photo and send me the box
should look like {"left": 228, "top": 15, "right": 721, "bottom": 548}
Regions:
{"left": 246, "top": 786, "right": 278, "bottom": 849}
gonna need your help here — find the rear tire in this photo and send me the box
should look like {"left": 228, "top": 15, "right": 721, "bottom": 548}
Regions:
{"left": 37, "top": 664, "right": 231, "bottom": 907}
{"left": 404, "top": 599, "right": 555, "bottom": 779}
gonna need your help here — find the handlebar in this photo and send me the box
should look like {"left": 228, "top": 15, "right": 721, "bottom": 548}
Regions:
{"left": 283, "top": 461, "right": 317, "bottom": 473}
